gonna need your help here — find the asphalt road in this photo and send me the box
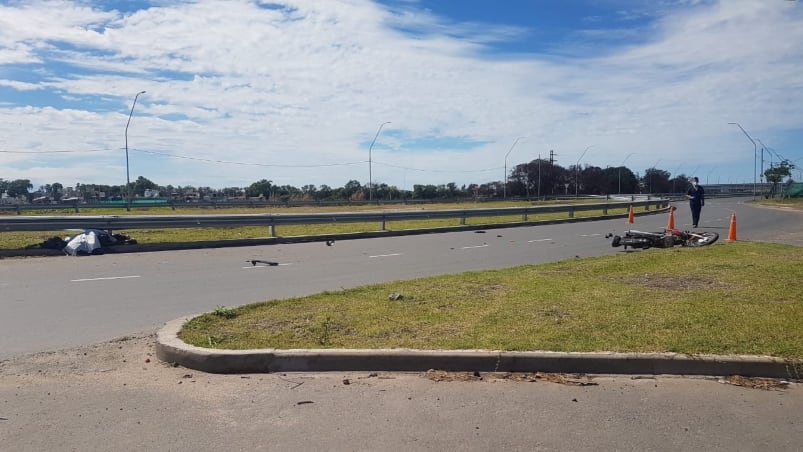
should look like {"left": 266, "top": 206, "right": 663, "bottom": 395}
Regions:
{"left": 1, "top": 198, "right": 802, "bottom": 452}
{"left": 1, "top": 197, "right": 801, "bottom": 359}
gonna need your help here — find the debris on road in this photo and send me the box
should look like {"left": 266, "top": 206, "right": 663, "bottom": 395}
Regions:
{"left": 248, "top": 259, "right": 279, "bottom": 266}
{"left": 719, "top": 375, "right": 793, "bottom": 390}
{"left": 424, "top": 370, "right": 598, "bottom": 386}
{"left": 26, "top": 229, "right": 137, "bottom": 256}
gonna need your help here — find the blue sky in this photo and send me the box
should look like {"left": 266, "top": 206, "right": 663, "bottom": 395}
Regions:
{"left": 1, "top": 0, "right": 802, "bottom": 191}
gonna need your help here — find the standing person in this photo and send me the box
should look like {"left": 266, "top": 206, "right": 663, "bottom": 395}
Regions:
{"left": 687, "top": 177, "right": 705, "bottom": 228}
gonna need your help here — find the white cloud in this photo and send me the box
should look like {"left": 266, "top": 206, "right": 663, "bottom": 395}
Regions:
{"left": 0, "top": 0, "right": 801, "bottom": 190}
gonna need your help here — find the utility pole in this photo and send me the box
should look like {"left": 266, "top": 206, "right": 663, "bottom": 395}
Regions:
{"left": 549, "top": 150, "right": 557, "bottom": 195}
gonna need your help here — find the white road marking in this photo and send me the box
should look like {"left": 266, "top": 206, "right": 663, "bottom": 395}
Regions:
{"left": 527, "top": 238, "right": 552, "bottom": 243}
{"left": 461, "top": 244, "right": 489, "bottom": 249}
{"left": 579, "top": 233, "right": 602, "bottom": 237}
{"left": 71, "top": 275, "right": 141, "bottom": 282}
{"left": 369, "top": 253, "right": 402, "bottom": 258}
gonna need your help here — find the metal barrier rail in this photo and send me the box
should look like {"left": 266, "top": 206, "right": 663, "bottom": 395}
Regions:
{"left": 0, "top": 194, "right": 660, "bottom": 214}
{"left": 0, "top": 199, "right": 667, "bottom": 236}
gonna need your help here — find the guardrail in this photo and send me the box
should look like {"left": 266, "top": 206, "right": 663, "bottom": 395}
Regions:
{"left": 0, "top": 194, "right": 628, "bottom": 214}
{"left": 0, "top": 199, "right": 668, "bottom": 237}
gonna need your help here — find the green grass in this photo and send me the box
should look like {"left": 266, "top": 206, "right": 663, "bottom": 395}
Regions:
{"left": 1, "top": 200, "right": 632, "bottom": 250}
{"left": 180, "top": 241, "right": 803, "bottom": 358}
{"left": 753, "top": 197, "right": 803, "bottom": 211}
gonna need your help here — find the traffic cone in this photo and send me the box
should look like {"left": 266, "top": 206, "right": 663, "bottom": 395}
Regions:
{"left": 666, "top": 207, "right": 675, "bottom": 230}
{"left": 726, "top": 212, "right": 737, "bottom": 241}
{"left": 627, "top": 205, "right": 635, "bottom": 224}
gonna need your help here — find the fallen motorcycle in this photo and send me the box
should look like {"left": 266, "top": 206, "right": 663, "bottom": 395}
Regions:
{"left": 608, "top": 228, "right": 719, "bottom": 250}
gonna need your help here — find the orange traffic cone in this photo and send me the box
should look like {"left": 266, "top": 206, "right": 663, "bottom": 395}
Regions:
{"left": 666, "top": 207, "right": 675, "bottom": 230}
{"left": 627, "top": 205, "right": 635, "bottom": 224}
{"left": 726, "top": 212, "right": 737, "bottom": 241}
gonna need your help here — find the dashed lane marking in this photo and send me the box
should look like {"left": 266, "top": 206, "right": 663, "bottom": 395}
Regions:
{"left": 369, "top": 253, "right": 403, "bottom": 258}
{"left": 461, "top": 244, "right": 489, "bottom": 250}
{"left": 71, "top": 275, "right": 141, "bottom": 282}
{"left": 579, "top": 233, "right": 602, "bottom": 237}
{"left": 527, "top": 238, "right": 552, "bottom": 243}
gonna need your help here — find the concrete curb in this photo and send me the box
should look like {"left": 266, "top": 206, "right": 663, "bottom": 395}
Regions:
{"left": 156, "top": 317, "right": 803, "bottom": 379}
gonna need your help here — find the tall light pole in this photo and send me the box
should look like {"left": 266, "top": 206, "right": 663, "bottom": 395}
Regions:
{"left": 618, "top": 152, "right": 634, "bottom": 195}
{"left": 503, "top": 136, "right": 525, "bottom": 199}
{"left": 755, "top": 138, "right": 769, "bottom": 192}
{"left": 575, "top": 145, "right": 593, "bottom": 198}
{"left": 124, "top": 90, "right": 146, "bottom": 211}
{"left": 368, "top": 121, "right": 390, "bottom": 202}
{"left": 728, "top": 122, "right": 757, "bottom": 198}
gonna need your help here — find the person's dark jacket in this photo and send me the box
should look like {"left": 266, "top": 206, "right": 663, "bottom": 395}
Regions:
{"left": 687, "top": 185, "right": 704, "bottom": 206}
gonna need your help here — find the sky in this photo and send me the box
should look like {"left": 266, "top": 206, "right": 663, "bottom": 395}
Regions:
{"left": 1, "top": 0, "right": 802, "bottom": 192}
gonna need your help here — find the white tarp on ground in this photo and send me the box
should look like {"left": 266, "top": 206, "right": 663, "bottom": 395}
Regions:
{"left": 64, "top": 230, "right": 101, "bottom": 256}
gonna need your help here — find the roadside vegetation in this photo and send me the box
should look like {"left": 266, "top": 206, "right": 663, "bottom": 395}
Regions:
{"left": 180, "top": 242, "right": 803, "bottom": 358}
{"left": 753, "top": 197, "right": 803, "bottom": 211}
{"left": 1, "top": 199, "right": 631, "bottom": 250}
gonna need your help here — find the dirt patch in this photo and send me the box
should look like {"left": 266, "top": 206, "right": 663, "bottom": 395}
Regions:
{"left": 623, "top": 274, "right": 732, "bottom": 290}
{"left": 718, "top": 375, "right": 793, "bottom": 391}
{"left": 424, "top": 370, "right": 597, "bottom": 386}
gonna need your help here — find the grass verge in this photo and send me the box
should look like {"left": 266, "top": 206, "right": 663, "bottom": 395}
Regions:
{"left": 1, "top": 201, "right": 632, "bottom": 250}
{"left": 180, "top": 241, "right": 803, "bottom": 358}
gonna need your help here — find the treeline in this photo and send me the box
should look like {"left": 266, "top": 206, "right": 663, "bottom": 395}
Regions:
{"left": 2, "top": 159, "right": 701, "bottom": 203}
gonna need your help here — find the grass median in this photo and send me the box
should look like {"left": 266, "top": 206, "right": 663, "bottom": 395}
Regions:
{"left": 1, "top": 200, "right": 632, "bottom": 250}
{"left": 180, "top": 241, "right": 803, "bottom": 358}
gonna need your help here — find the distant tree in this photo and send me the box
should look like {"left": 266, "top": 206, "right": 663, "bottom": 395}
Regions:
{"left": 642, "top": 168, "right": 671, "bottom": 194}
{"left": 764, "top": 160, "right": 794, "bottom": 184}
{"left": 5, "top": 179, "right": 33, "bottom": 198}
{"left": 301, "top": 184, "right": 317, "bottom": 200}
{"left": 132, "top": 176, "right": 157, "bottom": 196}
{"left": 245, "top": 179, "right": 273, "bottom": 199}
{"left": 764, "top": 160, "right": 795, "bottom": 198}
{"left": 221, "top": 186, "right": 244, "bottom": 198}
{"left": 316, "top": 184, "right": 333, "bottom": 200}
{"left": 50, "top": 182, "right": 63, "bottom": 201}
{"left": 343, "top": 180, "right": 362, "bottom": 199}
{"left": 413, "top": 184, "right": 438, "bottom": 199}
{"left": 669, "top": 175, "right": 690, "bottom": 194}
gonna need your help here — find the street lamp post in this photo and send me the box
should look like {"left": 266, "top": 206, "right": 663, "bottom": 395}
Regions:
{"left": 503, "top": 136, "right": 525, "bottom": 199}
{"left": 728, "top": 122, "right": 757, "bottom": 198}
{"left": 755, "top": 138, "right": 770, "bottom": 195}
{"left": 618, "top": 153, "right": 634, "bottom": 195}
{"left": 368, "top": 121, "right": 391, "bottom": 202}
{"left": 575, "top": 145, "right": 593, "bottom": 198}
{"left": 124, "top": 90, "right": 146, "bottom": 211}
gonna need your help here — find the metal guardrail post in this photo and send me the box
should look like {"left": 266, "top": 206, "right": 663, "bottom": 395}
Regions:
{"left": 380, "top": 216, "right": 386, "bottom": 231}
{"left": 269, "top": 224, "right": 276, "bottom": 237}
{"left": 602, "top": 205, "right": 608, "bottom": 215}
{"left": 569, "top": 207, "right": 575, "bottom": 218}
{"left": 460, "top": 212, "right": 466, "bottom": 225}
{"left": 522, "top": 210, "right": 528, "bottom": 222}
